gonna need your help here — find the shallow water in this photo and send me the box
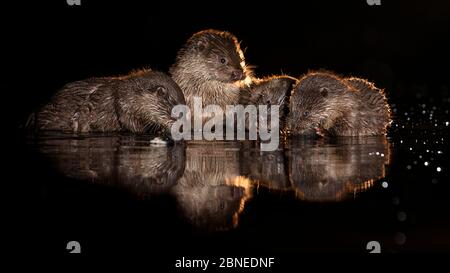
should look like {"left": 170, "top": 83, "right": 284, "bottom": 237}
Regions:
{"left": 31, "top": 135, "right": 390, "bottom": 226}
{"left": 17, "top": 100, "right": 450, "bottom": 257}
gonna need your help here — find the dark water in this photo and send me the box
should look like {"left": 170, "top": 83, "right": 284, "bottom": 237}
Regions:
{"left": 4, "top": 1, "right": 450, "bottom": 268}
{"left": 12, "top": 100, "right": 450, "bottom": 262}
{"left": 30, "top": 135, "right": 390, "bottom": 226}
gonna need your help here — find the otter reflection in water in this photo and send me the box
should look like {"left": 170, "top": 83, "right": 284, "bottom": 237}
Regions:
{"left": 171, "top": 141, "right": 252, "bottom": 231}
{"left": 31, "top": 133, "right": 391, "bottom": 230}
{"left": 239, "top": 141, "right": 290, "bottom": 191}
{"left": 33, "top": 133, "right": 186, "bottom": 196}
{"left": 287, "top": 136, "right": 391, "bottom": 201}
{"left": 31, "top": 135, "right": 252, "bottom": 231}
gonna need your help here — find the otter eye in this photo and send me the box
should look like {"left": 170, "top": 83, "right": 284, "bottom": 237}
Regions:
{"left": 220, "top": 58, "right": 227, "bottom": 64}
{"left": 152, "top": 86, "right": 166, "bottom": 96}
{"left": 266, "top": 100, "right": 271, "bottom": 105}
{"left": 303, "top": 111, "right": 310, "bottom": 117}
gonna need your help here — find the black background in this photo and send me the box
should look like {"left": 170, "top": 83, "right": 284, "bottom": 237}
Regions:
{"left": 4, "top": 0, "right": 450, "bottom": 266}
{"left": 4, "top": 0, "right": 450, "bottom": 126}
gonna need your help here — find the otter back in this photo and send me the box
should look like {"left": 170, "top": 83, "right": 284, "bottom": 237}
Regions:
{"left": 31, "top": 69, "right": 185, "bottom": 135}
{"left": 346, "top": 77, "right": 391, "bottom": 121}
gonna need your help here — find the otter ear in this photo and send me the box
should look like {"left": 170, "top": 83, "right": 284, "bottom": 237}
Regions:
{"left": 196, "top": 40, "right": 207, "bottom": 52}
{"left": 151, "top": 85, "right": 167, "bottom": 96}
{"left": 319, "top": 87, "right": 329, "bottom": 97}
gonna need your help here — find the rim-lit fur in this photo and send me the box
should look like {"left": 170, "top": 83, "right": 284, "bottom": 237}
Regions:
{"left": 242, "top": 75, "right": 298, "bottom": 130}
{"left": 32, "top": 69, "right": 186, "bottom": 134}
{"left": 287, "top": 72, "right": 391, "bottom": 136}
{"left": 170, "top": 29, "right": 252, "bottom": 120}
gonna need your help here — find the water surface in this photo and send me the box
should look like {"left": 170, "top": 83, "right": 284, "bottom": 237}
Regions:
{"left": 19, "top": 100, "right": 450, "bottom": 255}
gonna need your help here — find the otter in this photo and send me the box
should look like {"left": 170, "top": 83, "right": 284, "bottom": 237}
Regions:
{"left": 236, "top": 75, "right": 297, "bottom": 131}
{"left": 29, "top": 69, "right": 186, "bottom": 136}
{"left": 287, "top": 72, "right": 391, "bottom": 136}
{"left": 169, "top": 29, "right": 252, "bottom": 125}
{"left": 247, "top": 75, "right": 297, "bottom": 108}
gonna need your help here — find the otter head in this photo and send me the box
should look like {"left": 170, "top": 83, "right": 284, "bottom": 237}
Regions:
{"left": 251, "top": 76, "right": 296, "bottom": 106}
{"left": 287, "top": 73, "right": 349, "bottom": 135}
{"left": 174, "top": 29, "right": 249, "bottom": 83}
{"left": 127, "top": 71, "right": 186, "bottom": 135}
{"left": 249, "top": 76, "right": 297, "bottom": 130}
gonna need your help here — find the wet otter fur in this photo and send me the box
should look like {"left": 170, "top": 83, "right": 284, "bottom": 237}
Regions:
{"left": 287, "top": 72, "right": 391, "bottom": 136}
{"left": 247, "top": 75, "right": 297, "bottom": 107}
{"left": 240, "top": 75, "right": 297, "bottom": 130}
{"left": 169, "top": 29, "right": 252, "bottom": 125}
{"left": 29, "top": 69, "right": 186, "bottom": 135}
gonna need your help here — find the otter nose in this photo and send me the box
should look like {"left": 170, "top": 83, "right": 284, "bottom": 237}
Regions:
{"left": 231, "top": 70, "right": 245, "bottom": 81}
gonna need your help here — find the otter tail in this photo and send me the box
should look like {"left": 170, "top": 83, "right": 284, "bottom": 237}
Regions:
{"left": 346, "top": 77, "right": 391, "bottom": 119}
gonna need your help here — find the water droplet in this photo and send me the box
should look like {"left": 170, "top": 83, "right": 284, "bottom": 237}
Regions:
{"left": 437, "top": 167, "right": 442, "bottom": 172}
{"left": 394, "top": 232, "right": 407, "bottom": 245}
{"left": 382, "top": 181, "right": 388, "bottom": 188}
{"left": 397, "top": 211, "right": 407, "bottom": 222}
{"left": 406, "top": 165, "right": 412, "bottom": 170}
{"left": 392, "top": 197, "right": 400, "bottom": 206}
{"left": 424, "top": 161, "right": 429, "bottom": 166}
